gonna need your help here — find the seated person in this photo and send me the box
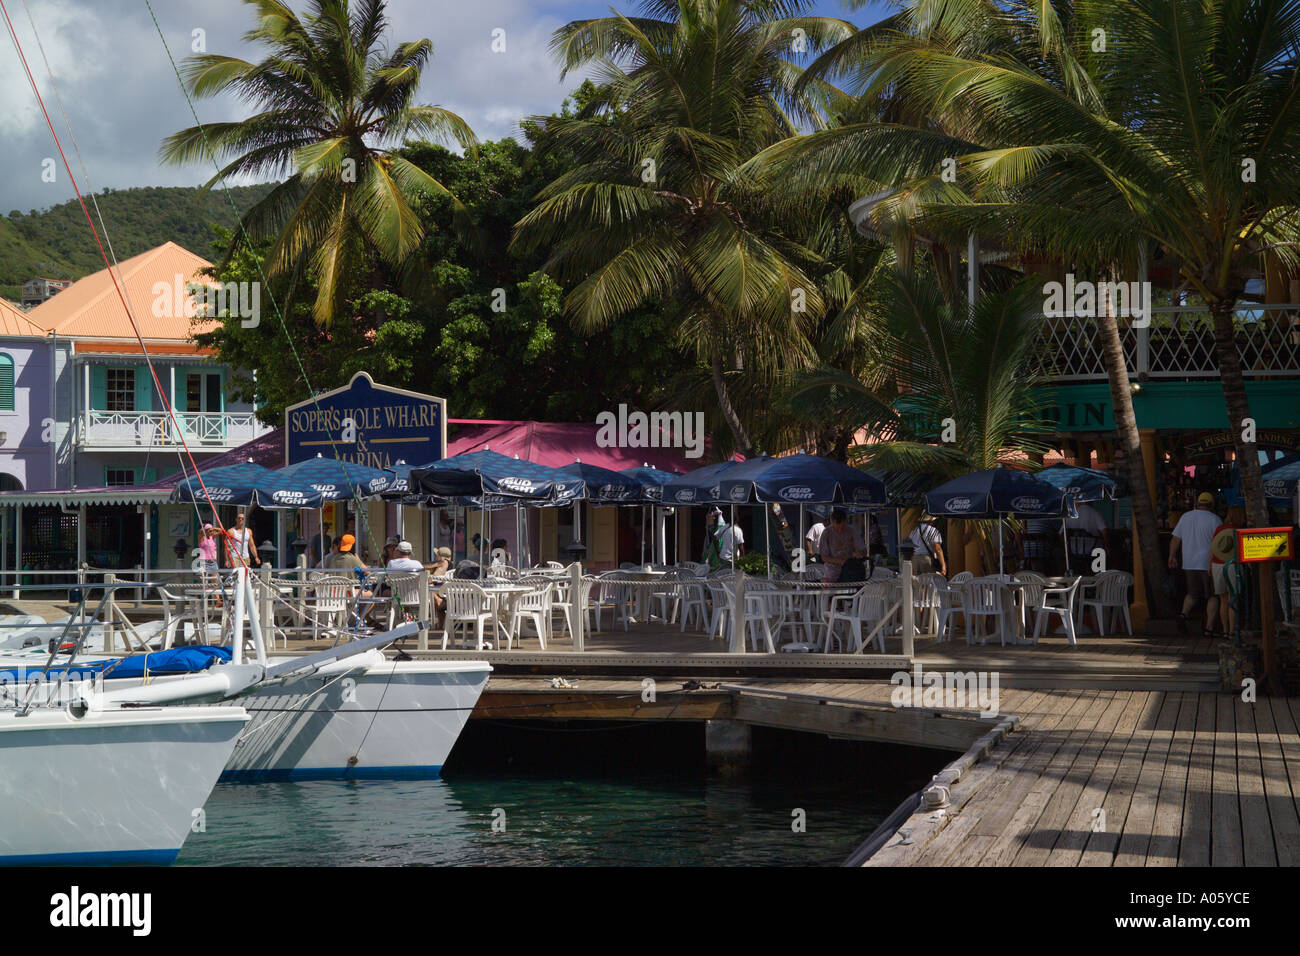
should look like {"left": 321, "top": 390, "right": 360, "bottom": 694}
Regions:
{"left": 387, "top": 540, "right": 424, "bottom": 572}
{"left": 322, "top": 533, "right": 364, "bottom": 572}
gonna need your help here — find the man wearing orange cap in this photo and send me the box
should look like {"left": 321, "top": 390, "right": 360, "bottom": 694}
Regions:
{"left": 322, "top": 532, "right": 365, "bottom": 572}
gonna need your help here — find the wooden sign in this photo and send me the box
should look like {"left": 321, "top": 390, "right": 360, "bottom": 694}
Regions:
{"left": 1236, "top": 526, "right": 1295, "bottom": 563}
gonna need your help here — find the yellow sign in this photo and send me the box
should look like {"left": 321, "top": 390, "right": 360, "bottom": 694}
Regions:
{"left": 1237, "top": 527, "right": 1294, "bottom": 563}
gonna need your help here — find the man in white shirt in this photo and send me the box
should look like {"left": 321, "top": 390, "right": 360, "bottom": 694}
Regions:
{"left": 805, "top": 520, "right": 826, "bottom": 563}
{"left": 719, "top": 520, "right": 744, "bottom": 562}
{"left": 907, "top": 520, "right": 946, "bottom": 576}
{"left": 387, "top": 540, "right": 424, "bottom": 572}
{"left": 1169, "top": 493, "right": 1222, "bottom": 632}
{"left": 226, "top": 512, "right": 260, "bottom": 567}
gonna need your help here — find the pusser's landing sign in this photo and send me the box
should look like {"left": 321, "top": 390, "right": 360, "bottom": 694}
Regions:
{"left": 285, "top": 372, "right": 447, "bottom": 469}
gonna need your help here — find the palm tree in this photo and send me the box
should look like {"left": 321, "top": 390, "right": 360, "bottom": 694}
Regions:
{"left": 510, "top": 0, "right": 857, "bottom": 457}
{"left": 756, "top": 0, "right": 1300, "bottom": 609}
{"left": 161, "top": 0, "right": 478, "bottom": 324}
{"left": 788, "top": 270, "right": 1055, "bottom": 570}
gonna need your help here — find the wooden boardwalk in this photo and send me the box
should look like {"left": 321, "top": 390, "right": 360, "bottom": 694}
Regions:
{"left": 468, "top": 675, "right": 1299, "bottom": 867}
{"left": 863, "top": 687, "right": 1300, "bottom": 867}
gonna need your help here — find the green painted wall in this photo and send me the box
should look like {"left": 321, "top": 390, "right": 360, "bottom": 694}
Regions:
{"left": 1041, "top": 380, "right": 1300, "bottom": 432}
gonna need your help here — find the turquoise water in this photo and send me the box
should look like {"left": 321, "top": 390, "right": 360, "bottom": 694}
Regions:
{"left": 177, "top": 724, "right": 945, "bottom": 866}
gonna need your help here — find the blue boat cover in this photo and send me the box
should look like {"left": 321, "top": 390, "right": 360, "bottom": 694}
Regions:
{"left": 102, "top": 645, "right": 233, "bottom": 679}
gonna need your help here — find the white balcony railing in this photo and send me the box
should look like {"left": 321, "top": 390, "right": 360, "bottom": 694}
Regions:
{"left": 78, "top": 410, "right": 265, "bottom": 449}
{"left": 1040, "top": 304, "right": 1300, "bottom": 383}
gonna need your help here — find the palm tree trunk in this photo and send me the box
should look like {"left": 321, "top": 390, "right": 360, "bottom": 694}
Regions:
{"left": 1209, "top": 302, "right": 1268, "bottom": 527}
{"left": 1097, "top": 312, "right": 1173, "bottom": 617}
{"left": 711, "top": 354, "right": 756, "bottom": 459}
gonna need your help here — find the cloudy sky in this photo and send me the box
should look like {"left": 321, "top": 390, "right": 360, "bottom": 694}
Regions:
{"left": 0, "top": 0, "right": 888, "bottom": 216}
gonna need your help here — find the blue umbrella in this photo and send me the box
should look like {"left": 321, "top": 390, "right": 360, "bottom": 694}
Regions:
{"left": 559, "top": 461, "right": 645, "bottom": 503}
{"left": 926, "top": 467, "right": 1074, "bottom": 574}
{"left": 619, "top": 465, "right": 682, "bottom": 504}
{"left": 713, "top": 454, "right": 888, "bottom": 506}
{"left": 926, "top": 467, "right": 1073, "bottom": 519}
{"left": 256, "top": 455, "right": 395, "bottom": 508}
{"left": 410, "top": 450, "right": 568, "bottom": 501}
{"left": 660, "top": 460, "right": 746, "bottom": 505}
{"left": 1036, "top": 464, "right": 1129, "bottom": 502}
{"left": 170, "top": 461, "right": 276, "bottom": 506}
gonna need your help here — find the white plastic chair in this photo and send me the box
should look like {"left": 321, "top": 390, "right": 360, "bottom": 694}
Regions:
{"left": 963, "top": 577, "right": 1011, "bottom": 645}
{"left": 1079, "top": 570, "right": 1132, "bottom": 636}
{"left": 509, "top": 582, "right": 553, "bottom": 649}
{"left": 824, "top": 582, "right": 889, "bottom": 653}
{"left": 384, "top": 572, "right": 423, "bottom": 630}
{"left": 933, "top": 580, "right": 966, "bottom": 643}
{"left": 1032, "top": 577, "right": 1082, "bottom": 645}
{"left": 440, "top": 581, "right": 495, "bottom": 650}
{"left": 309, "top": 573, "right": 353, "bottom": 642}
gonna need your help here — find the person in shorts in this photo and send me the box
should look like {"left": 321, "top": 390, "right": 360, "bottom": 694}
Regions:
{"left": 1169, "top": 492, "right": 1222, "bottom": 634}
{"left": 1209, "top": 507, "right": 1243, "bottom": 638}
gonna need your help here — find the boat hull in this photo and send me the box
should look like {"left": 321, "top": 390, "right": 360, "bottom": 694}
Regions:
{"left": 220, "top": 660, "right": 490, "bottom": 783}
{"left": 0, "top": 706, "right": 247, "bottom": 865}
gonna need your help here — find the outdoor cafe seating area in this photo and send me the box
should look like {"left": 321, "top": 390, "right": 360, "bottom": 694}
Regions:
{"left": 124, "top": 446, "right": 1150, "bottom": 658}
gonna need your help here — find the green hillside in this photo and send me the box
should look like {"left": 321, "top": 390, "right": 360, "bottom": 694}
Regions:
{"left": 0, "top": 183, "right": 277, "bottom": 301}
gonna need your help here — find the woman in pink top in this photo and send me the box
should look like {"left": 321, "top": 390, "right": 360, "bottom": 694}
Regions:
{"left": 197, "top": 524, "right": 219, "bottom": 572}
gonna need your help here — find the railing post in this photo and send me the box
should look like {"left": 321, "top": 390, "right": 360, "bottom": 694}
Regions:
{"left": 900, "top": 554, "right": 915, "bottom": 658}
{"left": 417, "top": 569, "right": 430, "bottom": 651}
{"left": 103, "top": 572, "right": 116, "bottom": 654}
{"left": 570, "top": 560, "right": 585, "bottom": 653}
{"left": 257, "top": 566, "right": 274, "bottom": 652}
{"left": 730, "top": 571, "right": 746, "bottom": 653}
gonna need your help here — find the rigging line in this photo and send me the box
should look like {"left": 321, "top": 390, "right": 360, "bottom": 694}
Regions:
{"left": 143, "top": 0, "right": 396, "bottom": 561}
{"left": 0, "top": 0, "right": 246, "bottom": 571}
{"left": 18, "top": 0, "right": 203, "bottom": 528}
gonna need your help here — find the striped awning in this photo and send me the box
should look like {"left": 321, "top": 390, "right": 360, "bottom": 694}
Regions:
{"left": 0, "top": 488, "right": 173, "bottom": 508}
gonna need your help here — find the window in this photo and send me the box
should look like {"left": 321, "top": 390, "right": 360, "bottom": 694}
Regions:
{"left": 106, "top": 368, "right": 135, "bottom": 411}
{"left": 185, "top": 371, "right": 222, "bottom": 412}
{"left": 0, "top": 354, "right": 12, "bottom": 412}
{"left": 105, "top": 469, "right": 135, "bottom": 486}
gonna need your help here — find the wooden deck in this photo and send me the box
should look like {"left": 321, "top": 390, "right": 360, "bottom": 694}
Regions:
{"left": 465, "top": 675, "right": 1297, "bottom": 866}
{"left": 863, "top": 687, "right": 1300, "bottom": 867}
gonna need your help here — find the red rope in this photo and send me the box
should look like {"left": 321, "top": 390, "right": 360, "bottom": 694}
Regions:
{"left": 0, "top": 0, "right": 246, "bottom": 567}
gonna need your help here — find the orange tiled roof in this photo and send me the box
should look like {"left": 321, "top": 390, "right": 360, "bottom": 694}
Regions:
{"left": 0, "top": 297, "right": 48, "bottom": 338}
{"left": 26, "top": 241, "right": 219, "bottom": 342}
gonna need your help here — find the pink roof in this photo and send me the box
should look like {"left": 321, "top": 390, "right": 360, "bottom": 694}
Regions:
{"left": 446, "top": 420, "right": 704, "bottom": 471}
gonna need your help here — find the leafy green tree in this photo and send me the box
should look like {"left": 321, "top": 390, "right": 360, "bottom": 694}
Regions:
{"left": 511, "top": 0, "right": 857, "bottom": 458}
{"left": 161, "top": 0, "right": 477, "bottom": 325}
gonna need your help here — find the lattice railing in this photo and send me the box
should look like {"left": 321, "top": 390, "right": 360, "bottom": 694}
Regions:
{"left": 1039, "top": 305, "right": 1300, "bottom": 382}
{"left": 79, "top": 411, "right": 263, "bottom": 447}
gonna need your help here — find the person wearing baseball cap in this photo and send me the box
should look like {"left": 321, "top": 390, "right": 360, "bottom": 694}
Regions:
{"left": 323, "top": 532, "right": 364, "bottom": 571}
{"left": 1169, "top": 491, "right": 1222, "bottom": 634}
{"left": 387, "top": 540, "right": 423, "bottom": 572}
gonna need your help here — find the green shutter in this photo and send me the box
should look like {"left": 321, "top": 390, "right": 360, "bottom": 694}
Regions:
{"left": 134, "top": 367, "right": 152, "bottom": 411}
{"left": 91, "top": 365, "right": 107, "bottom": 410}
{"left": 0, "top": 354, "right": 13, "bottom": 412}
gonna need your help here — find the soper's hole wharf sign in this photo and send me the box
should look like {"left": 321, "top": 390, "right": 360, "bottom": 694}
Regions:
{"left": 285, "top": 372, "right": 448, "bottom": 469}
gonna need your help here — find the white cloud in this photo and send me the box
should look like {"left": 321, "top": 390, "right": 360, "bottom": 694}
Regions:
{"left": 0, "top": 0, "right": 590, "bottom": 215}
